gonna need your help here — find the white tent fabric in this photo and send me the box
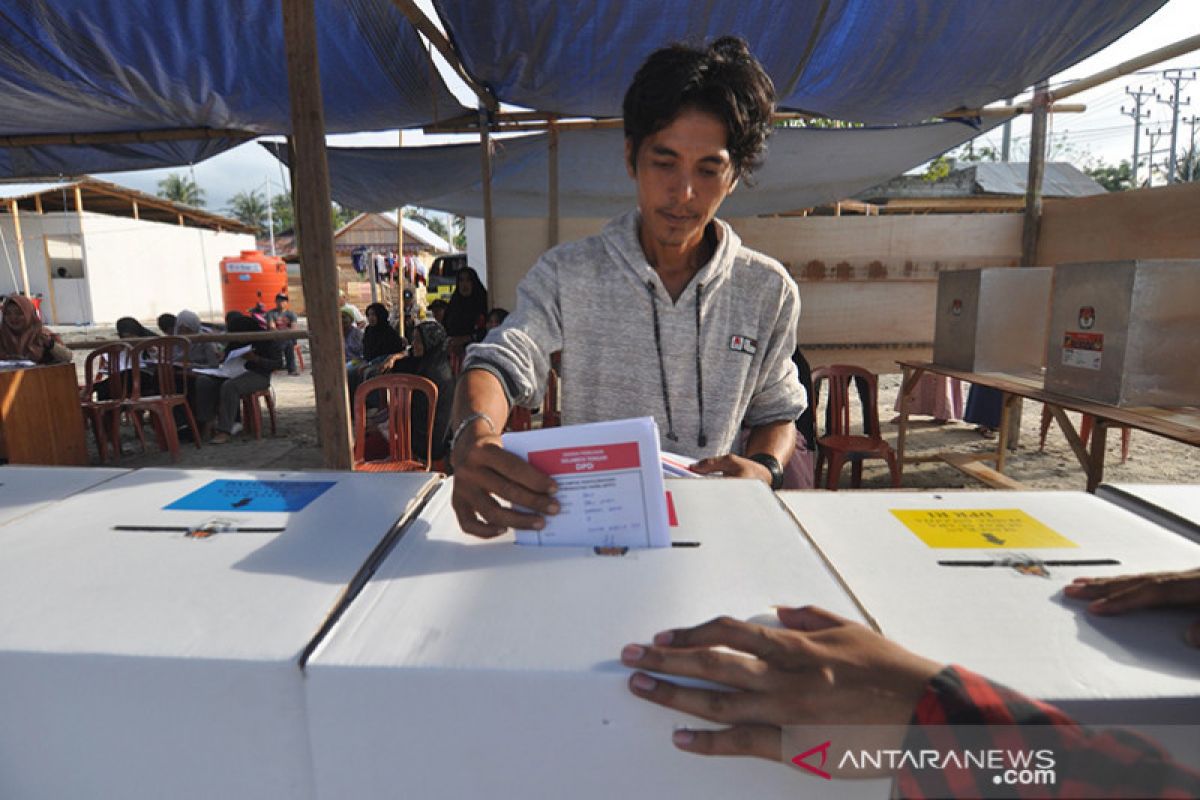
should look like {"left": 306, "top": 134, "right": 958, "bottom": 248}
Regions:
{"left": 266, "top": 119, "right": 1004, "bottom": 218}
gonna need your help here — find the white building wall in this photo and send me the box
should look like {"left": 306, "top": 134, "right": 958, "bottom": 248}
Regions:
{"left": 80, "top": 214, "right": 253, "bottom": 325}
{"left": 0, "top": 212, "right": 94, "bottom": 324}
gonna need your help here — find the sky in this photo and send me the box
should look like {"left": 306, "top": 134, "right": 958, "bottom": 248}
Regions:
{"left": 98, "top": 0, "right": 1199, "bottom": 214}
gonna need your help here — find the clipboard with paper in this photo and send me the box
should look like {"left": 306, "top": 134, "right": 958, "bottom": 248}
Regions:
{"left": 194, "top": 345, "right": 252, "bottom": 379}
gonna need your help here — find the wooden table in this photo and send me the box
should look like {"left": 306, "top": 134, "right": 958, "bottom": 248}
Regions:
{"left": 895, "top": 360, "right": 1200, "bottom": 492}
{"left": 0, "top": 363, "right": 88, "bottom": 466}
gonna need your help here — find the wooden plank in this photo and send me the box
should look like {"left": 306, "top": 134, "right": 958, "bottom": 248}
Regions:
{"left": 1038, "top": 182, "right": 1200, "bottom": 266}
{"left": 8, "top": 200, "right": 31, "bottom": 296}
{"left": 1048, "top": 404, "right": 1092, "bottom": 473}
{"left": 0, "top": 364, "right": 88, "bottom": 465}
{"left": 282, "top": 0, "right": 352, "bottom": 470}
{"left": 940, "top": 452, "right": 1028, "bottom": 490}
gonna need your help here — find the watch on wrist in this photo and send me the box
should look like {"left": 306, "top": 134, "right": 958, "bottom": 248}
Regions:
{"left": 746, "top": 452, "right": 784, "bottom": 491}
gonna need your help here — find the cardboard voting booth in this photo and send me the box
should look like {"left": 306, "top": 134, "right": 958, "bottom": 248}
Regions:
{"left": 932, "top": 267, "right": 1052, "bottom": 374}
{"left": 1097, "top": 483, "right": 1200, "bottom": 544}
{"left": 304, "top": 479, "right": 887, "bottom": 799}
{"left": 0, "top": 465, "right": 128, "bottom": 528}
{"left": 777, "top": 490, "right": 1200, "bottom": 724}
{"left": 0, "top": 468, "right": 439, "bottom": 800}
{"left": 1043, "top": 260, "right": 1200, "bottom": 406}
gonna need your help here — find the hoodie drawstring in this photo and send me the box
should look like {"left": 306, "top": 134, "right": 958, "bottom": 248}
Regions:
{"left": 646, "top": 280, "right": 706, "bottom": 449}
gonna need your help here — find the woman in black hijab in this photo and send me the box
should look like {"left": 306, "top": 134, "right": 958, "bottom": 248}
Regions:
{"left": 442, "top": 267, "right": 488, "bottom": 364}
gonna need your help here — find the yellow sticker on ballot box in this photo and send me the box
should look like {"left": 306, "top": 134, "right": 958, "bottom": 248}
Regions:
{"left": 890, "top": 509, "right": 1077, "bottom": 549}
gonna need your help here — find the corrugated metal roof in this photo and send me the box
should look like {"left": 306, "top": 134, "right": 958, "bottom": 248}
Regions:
{"left": 0, "top": 180, "right": 76, "bottom": 201}
{"left": 971, "top": 162, "right": 1106, "bottom": 197}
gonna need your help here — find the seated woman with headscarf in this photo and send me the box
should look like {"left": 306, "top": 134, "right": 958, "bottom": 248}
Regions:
{"left": 1, "top": 295, "right": 71, "bottom": 365}
{"left": 376, "top": 320, "right": 454, "bottom": 463}
{"left": 193, "top": 311, "right": 283, "bottom": 443}
{"left": 349, "top": 302, "right": 408, "bottom": 398}
{"left": 172, "top": 309, "right": 220, "bottom": 368}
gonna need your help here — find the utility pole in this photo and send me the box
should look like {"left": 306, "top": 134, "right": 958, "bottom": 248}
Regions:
{"left": 1121, "top": 85, "right": 1154, "bottom": 186}
{"left": 1156, "top": 69, "right": 1194, "bottom": 183}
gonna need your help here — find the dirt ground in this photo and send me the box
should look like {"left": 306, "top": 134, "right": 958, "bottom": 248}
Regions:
{"left": 73, "top": 336, "right": 1200, "bottom": 491}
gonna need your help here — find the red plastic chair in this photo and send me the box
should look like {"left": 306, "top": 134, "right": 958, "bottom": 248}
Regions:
{"left": 126, "top": 336, "right": 201, "bottom": 461}
{"left": 79, "top": 342, "right": 131, "bottom": 463}
{"left": 240, "top": 388, "right": 277, "bottom": 439}
{"left": 352, "top": 373, "right": 439, "bottom": 472}
{"left": 811, "top": 364, "right": 900, "bottom": 490}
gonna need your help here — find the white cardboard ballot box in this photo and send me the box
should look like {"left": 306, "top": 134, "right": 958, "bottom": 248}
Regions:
{"left": 1097, "top": 483, "right": 1200, "bottom": 544}
{"left": 0, "top": 468, "right": 439, "bottom": 800}
{"left": 0, "top": 465, "right": 128, "bottom": 528}
{"left": 777, "top": 490, "right": 1200, "bottom": 724}
{"left": 304, "top": 479, "right": 887, "bottom": 799}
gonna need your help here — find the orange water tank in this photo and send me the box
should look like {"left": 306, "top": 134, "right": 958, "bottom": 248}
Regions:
{"left": 219, "top": 250, "right": 289, "bottom": 315}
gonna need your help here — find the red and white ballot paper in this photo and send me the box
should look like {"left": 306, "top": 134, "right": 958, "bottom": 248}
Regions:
{"left": 503, "top": 417, "right": 671, "bottom": 548}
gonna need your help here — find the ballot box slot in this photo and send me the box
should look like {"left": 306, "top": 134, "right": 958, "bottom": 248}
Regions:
{"left": 298, "top": 478, "right": 445, "bottom": 670}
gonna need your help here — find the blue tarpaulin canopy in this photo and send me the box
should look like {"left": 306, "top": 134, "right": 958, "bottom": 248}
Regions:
{"left": 433, "top": 0, "right": 1167, "bottom": 122}
{"left": 265, "top": 118, "right": 1005, "bottom": 217}
{"left": 0, "top": 0, "right": 467, "bottom": 177}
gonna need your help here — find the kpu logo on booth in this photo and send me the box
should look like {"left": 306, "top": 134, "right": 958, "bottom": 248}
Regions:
{"left": 1078, "top": 306, "right": 1096, "bottom": 329}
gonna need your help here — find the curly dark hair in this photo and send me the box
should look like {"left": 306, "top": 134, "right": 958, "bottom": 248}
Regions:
{"left": 623, "top": 36, "right": 775, "bottom": 179}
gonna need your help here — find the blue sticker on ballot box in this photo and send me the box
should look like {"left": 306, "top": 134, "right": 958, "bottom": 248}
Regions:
{"left": 164, "top": 480, "right": 335, "bottom": 512}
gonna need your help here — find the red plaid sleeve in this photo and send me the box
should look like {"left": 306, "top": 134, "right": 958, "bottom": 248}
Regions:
{"left": 894, "top": 665, "right": 1200, "bottom": 799}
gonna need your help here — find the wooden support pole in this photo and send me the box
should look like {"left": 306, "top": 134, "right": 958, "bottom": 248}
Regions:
{"left": 132, "top": 200, "right": 139, "bottom": 220}
{"left": 547, "top": 117, "right": 560, "bottom": 249}
{"left": 8, "top": 200, "right": 32, "bottom": 297}
{"left": 479, "top": 107, "right": 496, "bottom": 292}
{"left": 282, "top": 0, "right": 352, "bottom": 470}
{"left": 1021, "top": 81, "right": 1049, "bottom": 267}
{"left": 34, "top": 195, "right": 58, "bottom": 322}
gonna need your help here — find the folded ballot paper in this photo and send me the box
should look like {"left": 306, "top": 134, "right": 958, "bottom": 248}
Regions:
{"left": 503, "top": 417, "right": 671, "bottom": 548}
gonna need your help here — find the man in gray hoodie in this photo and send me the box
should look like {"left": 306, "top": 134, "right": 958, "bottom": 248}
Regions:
{"left": 450, "top": 37, "right": 805, "bottom": 538}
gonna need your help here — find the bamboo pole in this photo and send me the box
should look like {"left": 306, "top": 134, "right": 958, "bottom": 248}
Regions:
{"left": 282, "top": 0, "right": 353, "bottom": 470}
{"left": 0, "top": 127, "right": 254, "bottom": 148}
{"left": 547, "top": 116, "right": 560, "bottom": 249}
{"left": 7, "top": 200, "right": 32, "bottom": 297}
{"left": 1048, "top": 32, "right": 1200, "bottom": 103}
{"left": 65, "top": 328, "right": 309, "bottom": 350}
{"left": 479, "top": 107, "right": 496, "bottom": 292}
{"left": 387, "top": 0, "right": 497, "bottom": 112}
{"left": 1021, "top": 81, "right": 1049, "bottom": 267}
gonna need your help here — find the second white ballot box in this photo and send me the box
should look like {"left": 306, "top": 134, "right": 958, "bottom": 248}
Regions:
{"left": 0, "top": 464, "right": 128, "bottom": 528}
{"left": 1097, "top": 482, "right": 1200, "bottom": 544}
{"left": 304, "top": 479, "right": 889, "bottom": 799}
{"left": 777, "top": 490, "right": 1200, "bottom": 725}
{"left": 0, "top": 468, "right": 439, "bottom": 800}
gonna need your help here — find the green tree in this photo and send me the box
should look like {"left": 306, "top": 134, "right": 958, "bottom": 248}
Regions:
{"left": 157, "top": 172, "right": 206, "bottom": 207}
{"left": 331, "top": 202, "right": 359, "bottom": 230}
{"left": 227, "top": 190, "right": 268, "bottom": 233}
{"left": 1174, "top": 146, "right": 1200, "bottom": 183}
{"left": 1084, "top": 159, "right": 1134, "bottom": 192}
{"left": 270, "top": 192, "right": 295, "bottom": 232}
{"left": 451, "top": 215, "right": 466, "bottom": 250}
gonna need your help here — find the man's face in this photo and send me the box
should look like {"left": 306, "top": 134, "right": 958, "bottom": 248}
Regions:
{"left": 626, "top": 108, "right": 738, "bottom": 255}
{"left": 3, "top": 301, "right": 24, "bottom": 330}
{"left": 276, "top": 299, "right": 288, "bottom": 312}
